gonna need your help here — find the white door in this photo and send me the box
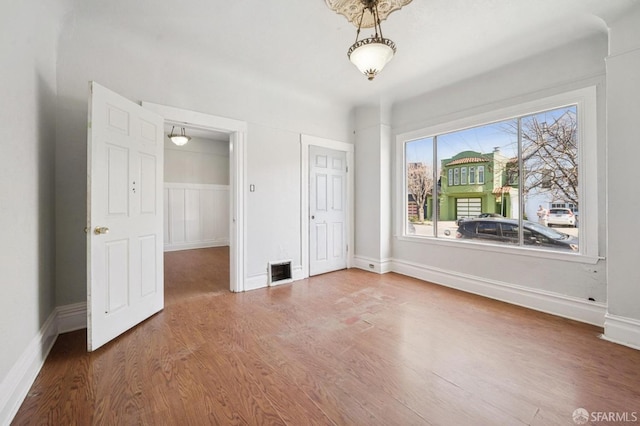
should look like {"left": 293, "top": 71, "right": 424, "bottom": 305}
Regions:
{"left": 87, "top": 82, "right": 164, "bottom": 351}
{"left": 309, "top": 146, "right": 347, "bottom": 276}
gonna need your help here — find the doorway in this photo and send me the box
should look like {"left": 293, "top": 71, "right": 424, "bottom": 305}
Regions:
{"left": 163, "top": 125, "right": 231, "bottom": 303}
{"left": 300, "top": 134, "right": 354, "bottom": 278}
{"left": 142, "top": 101, "right": 247, "bottom": 292}
{"left": 309, "top": 145, "right": 347, "bottom": 275}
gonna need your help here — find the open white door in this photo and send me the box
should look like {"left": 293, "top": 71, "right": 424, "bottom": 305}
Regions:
{"left": 309, "top": 145, "right": 347, "bottom": 276}
{"left": 87, "top": 82, "right": 164, "bottom": 351}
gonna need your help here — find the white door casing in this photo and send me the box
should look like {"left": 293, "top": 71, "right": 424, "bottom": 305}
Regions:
{"left": 87, "top": 82, "right": 164, "bottom": 351}
{"left": 141, "top": 101, "right": 247, "bottom": 293}
{"left": 309, "top": 145, "right": 347, "bottom": 276}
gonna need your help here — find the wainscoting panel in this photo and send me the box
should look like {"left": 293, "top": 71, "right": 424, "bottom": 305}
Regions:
{"left": 164, "top": 183, "right": 230, "bottom": 251}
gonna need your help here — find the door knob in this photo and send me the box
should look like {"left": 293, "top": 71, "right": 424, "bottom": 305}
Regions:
{"left": 311, "top": 215, "right": 315, "bottom": 219}
{"left": 94, "top": 226, "right": 110, "bottom": 235}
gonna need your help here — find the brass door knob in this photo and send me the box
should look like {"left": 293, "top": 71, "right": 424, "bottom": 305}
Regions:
{"left": 94, "top": 226, "right": 110, "bottom": 235}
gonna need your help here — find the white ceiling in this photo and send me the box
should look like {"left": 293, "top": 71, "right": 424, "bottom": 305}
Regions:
{"left": 73, "top": 0, "right": 637, "bottom": 108}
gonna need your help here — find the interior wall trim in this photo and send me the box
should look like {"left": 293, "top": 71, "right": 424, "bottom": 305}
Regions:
{"left": 603, "top": 313, "right": 640, "bottom": 350}
{"left": 57, "top": 302, "right": 87, "bottom": 334}
{"left": 353, "top": 256, "right": 392, "bottom": 274}
{"left": 389, "top": 258, "right": 606, "bottom": 327}
{"left": 0, "top": 309, "right": 58, "bottom": 426}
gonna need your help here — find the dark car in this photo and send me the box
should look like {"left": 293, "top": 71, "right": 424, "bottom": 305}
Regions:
{"left": 456, "top": 217, "right": 579, "bottom": 251}
{"left": 456, "top": 213, "right": 503, "bottom": 226}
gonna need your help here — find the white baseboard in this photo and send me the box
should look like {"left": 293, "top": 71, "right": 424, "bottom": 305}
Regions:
{"left": 164, "top": 240, "right": 229, "bottom": 252}
{"left": 245, "top": 273, "right": 268, "bottom": 291}
{"left": 0, "top": 310, "right": 58, "bottom": 426}
{"left": 353, "top": 256, "right": 392, "bottom": 274}
{"left": 57, "top": 302, "right": 87, "bottom": 334}
{"left": 390, "top": 258, "right": 606, "bottom": 327}
{"left": 0, "top": 302, "right": 88, "bottom": 426}
{"left": 602, "top": 314, "right": 640, "bottom": 350}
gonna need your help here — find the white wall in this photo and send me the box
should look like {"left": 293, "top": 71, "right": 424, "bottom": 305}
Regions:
{"left": 245, "top": 124, "right": 303, "bottom": 288}
{"left": 164, "top": 136, "right": 230, "bottom": 251}
{"left": 54, "top": 17, "right": 353, "bottom": 304}
{"left": 354, "top": 105, "right": 393, "bottom": 272}
{"left": 164, "top": 136, "right": 229, "bottom": 185}
{"left": 0, "top": 0, "right": 68, "bottom": 420}
{"left": 604, "top": 5, "right": 640, "bottom": 348}
{"left": 383, "top": 35, "right": 610, "bottom": 318}
{"left": 164, "top": 184, "right": 229, "bottom": 251}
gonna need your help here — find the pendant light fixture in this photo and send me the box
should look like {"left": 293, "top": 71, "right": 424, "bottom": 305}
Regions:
{"left": 326, "top": 0, "right": 412, "bottom": 80}
{"left": 168, "top": 126, "right": 191, "bottom": 146}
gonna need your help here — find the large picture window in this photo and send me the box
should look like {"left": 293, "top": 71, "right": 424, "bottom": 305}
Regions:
{"left": 403, "top": 103, "right": 581, "bottom": 254}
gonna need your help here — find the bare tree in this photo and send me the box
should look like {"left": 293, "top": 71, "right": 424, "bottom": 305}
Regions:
{"left": 407, "top": 162, "right": 433, "bottom": 222}
{"left": 504, "top": 109, "right": 578, "bottom": 207}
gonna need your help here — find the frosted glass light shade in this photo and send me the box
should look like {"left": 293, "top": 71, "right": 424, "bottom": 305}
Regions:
{"left": 170, "top": 135, "right": 190, "bottom": 146}
{"left": 168, "top": 126, "right": 191, "bottom": 146}
{"left": 348, "top": 37, "right": 396, "bottom": 80}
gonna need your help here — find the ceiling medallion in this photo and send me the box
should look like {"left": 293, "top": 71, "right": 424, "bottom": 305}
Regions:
{"left": 325, "top": 0, "right": 413, "bottom": 28}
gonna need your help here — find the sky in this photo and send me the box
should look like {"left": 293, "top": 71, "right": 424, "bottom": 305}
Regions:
{"left": 405, "top": 105, "right": 576, "bottom": 169}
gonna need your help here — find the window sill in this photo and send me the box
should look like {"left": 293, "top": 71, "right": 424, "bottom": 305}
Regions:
{"left": 395, "top": 234, "right": 603, "bottom": 265}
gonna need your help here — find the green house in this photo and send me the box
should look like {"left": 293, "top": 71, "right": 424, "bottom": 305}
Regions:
{"left": 439, "top": 149, "right": 519, "bottom": 221}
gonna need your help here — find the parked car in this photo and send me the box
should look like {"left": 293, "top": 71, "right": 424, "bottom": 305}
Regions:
{"left": 456, "top": 217, "right": 579, "bottom": 251}
{"left": 547, "top": 208, "right": 576, "bottom": 227}
{"left": 456, "top": 213, "right": 503, "bottom": 226}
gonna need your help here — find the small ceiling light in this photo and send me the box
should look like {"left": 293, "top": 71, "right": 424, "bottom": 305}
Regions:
{"left": 168, "top": 126, "right": 191, "bottom": 146}
{"left": 326, "top": 0, "right": 412, "bottom": 80}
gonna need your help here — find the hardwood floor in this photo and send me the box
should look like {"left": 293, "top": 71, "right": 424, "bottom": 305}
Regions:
{"left": 164, "top": 247, "right": 230, "bottom": 305}
{"left": 12, "top": 249, "right": 640, "bottom": 425}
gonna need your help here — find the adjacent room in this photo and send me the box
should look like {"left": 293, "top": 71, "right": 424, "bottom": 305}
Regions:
{"left": 2, "top": 0, "right": 640, "bottom": 424}
{"left": 163, "top": 125, "right": 232, "bottom": 303}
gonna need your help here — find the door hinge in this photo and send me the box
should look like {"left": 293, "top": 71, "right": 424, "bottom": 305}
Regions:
{"left": 346, "top": 244, "right": 348, "bottom": 252}
{"left": 346, "top": 166, "right": 348, "bottom": 173}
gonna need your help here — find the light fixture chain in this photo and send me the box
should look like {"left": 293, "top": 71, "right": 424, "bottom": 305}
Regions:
{"left": 373, "top": 1, "right": 383, "bottom": 39}
{"left": 354, "top": 4, "right": 366, "bottom": 43}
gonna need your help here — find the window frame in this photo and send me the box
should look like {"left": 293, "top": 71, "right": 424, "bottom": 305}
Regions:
{"left": 396, "top": 86, "right": 599, "bottom": 263}
{"left": 478, "top": 165, "right": 485, "bottom": 184}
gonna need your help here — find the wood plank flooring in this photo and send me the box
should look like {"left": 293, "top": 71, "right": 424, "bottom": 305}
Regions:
{"left": 12, "top": 248, "right": 640, "bottom": 425}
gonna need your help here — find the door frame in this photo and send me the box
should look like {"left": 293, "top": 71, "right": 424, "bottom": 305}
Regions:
{"left": 143, "top": 102, "right": 247, "bottom": 292}
{"left": 301, "top": 134, "right": 354, "bottom": 278}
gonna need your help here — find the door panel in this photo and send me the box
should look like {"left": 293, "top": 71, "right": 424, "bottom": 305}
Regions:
{"left": 332, "top": 175, "right": 343, "bottom": 211}
{"left": 106, "top": 239, "right": 129, "bottom": 313}
{"left": 139, "top": 235, "right": 157, "bottom": 297}
{"left": 88, "top": 81, "right": 164, "bottom": 351}
{"left": 309, "top": 146, "right": 347, "bottom": 276}
{"left": 107, "top": 146, "right": 129, "bottom": 215}
{"left": 316, "top": 174, "right": 328, "bottom": 211}
{"left": 139, "top": 153, "right": 157, "bottom": 214}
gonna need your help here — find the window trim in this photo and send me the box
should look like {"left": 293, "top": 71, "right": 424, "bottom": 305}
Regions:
{"left": 395, "top": 86, "right": 599, "bottom": 262}
{"left": 478, "top": 165, "right": 485, "bottom": 184}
